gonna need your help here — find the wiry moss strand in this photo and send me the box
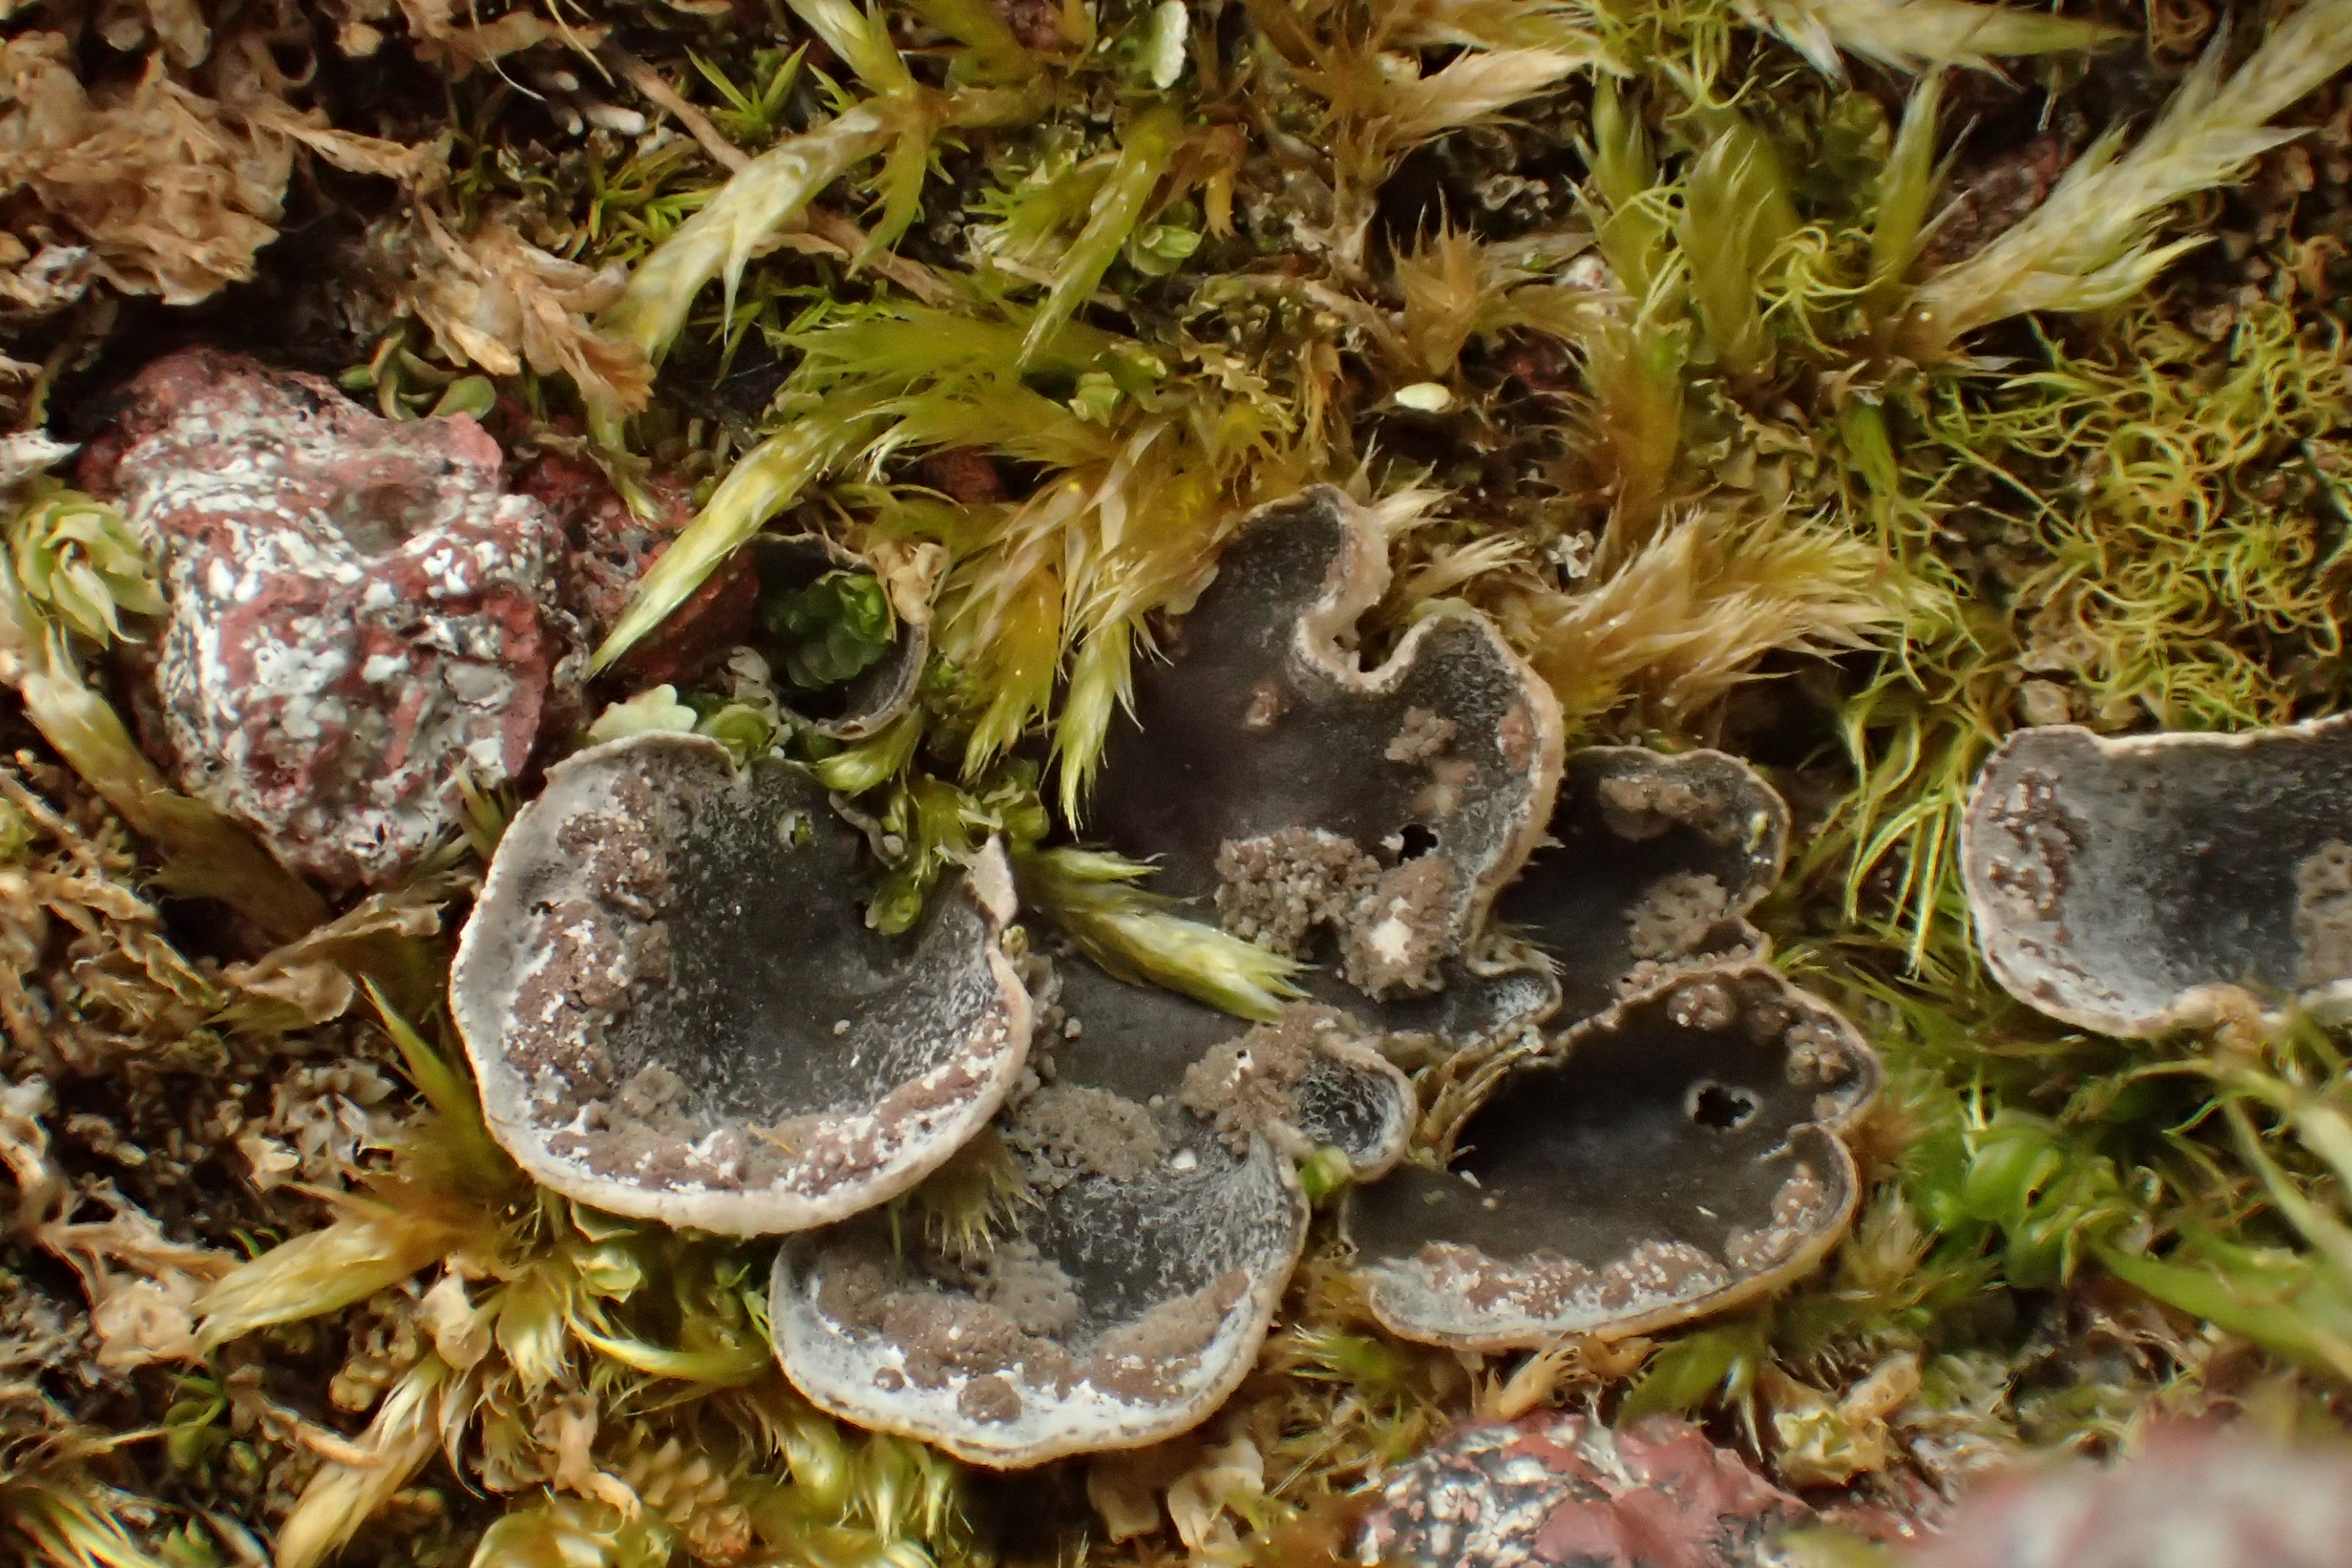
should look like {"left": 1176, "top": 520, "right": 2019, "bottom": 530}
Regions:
{"left": 791, "top": 301, "right": 1319, "bottom": 800}
{"left": 953, "top": 556, "right": 1061, "bottom": 778}
{"left": 1052, "top": 624, "right": 1133, "bottom": 821}
{"left": 466, "top": 1390, "right": 977, "bottom": 1567}
{"left": 1496, "top": 501, "right": 1908, "bottom": 730}
{"left": 1866, "top": 72, "right": 1945, "bottom": 309}
{"left": 4, "top": 483, "right": 163, "bottom": 647}
{"left": 592, "top": 106, "right": 895, "bottom": 424}
{"left": 175, "top": 998, "right": 819, "bottom": 1561}
{"left": 1676, "top": 107, "right": 1798, "bottom": 385}
{"left": 1583, "top": 75, "right": 1672, "bottom": 300}
{"left": 2078, "top": 1028, "right": 2352, "bottom": 1387}
{"left": 1020, "top": 104, "right": 1183, "bottom": 363}
{"left": 593, "top": 397, "right": 885, "bottom": 670}
{"left": 274, "top": 1356, "right": 454, "bottom": 1568}
{"left": 1964, "top": 306, "right": 2351, "bottom": 728}
{"left": 1241, "top": 0, "right": 1608, "bottom": 268}
{"left": 584, "top": 0, "right": 1047, "bottom": 446}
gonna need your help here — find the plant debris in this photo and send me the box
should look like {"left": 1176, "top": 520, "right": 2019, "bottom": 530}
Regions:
{"left": 11, "top": 0, "right": 2352, "bottom": 1561}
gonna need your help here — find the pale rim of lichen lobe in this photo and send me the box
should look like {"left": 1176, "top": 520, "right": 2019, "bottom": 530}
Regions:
{"left": 1350, "top": 963, "right": 1879, "bottom": 1352}
{"left": 1961, "top": 715, "right": 2352, "bottom": 1037}
{"left": 1270, "top": 486, "right": 1568, "bottom": 960}
{"left": 766, "top": 1130, "right": 1311, "bottom": 1468}
{"left": 450, "top": 731, "right": 1033, "bottom": 1235}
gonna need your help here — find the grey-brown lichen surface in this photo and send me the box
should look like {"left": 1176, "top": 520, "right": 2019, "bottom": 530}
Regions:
{"left": 1073, "top": 485, "right": 1870, "bottom": 1359}
{"left": 449, "top": 730, "right": 1031, "bottom": 1233}
{"left": 1330, "top": 732, "right": 1878, "bottom": 1351}
{"left": 461, "top": 486, "right": 1880, "bottom": 1467}
{"left": 1961, "top": 716, "right": 2352, "bottom": 1035}
{"left": 767, "top": 911, "right": 1422, "bottom": 1467}
{"left": 769, "top": 486, "right": 1557, "bottom": 1466}
{"left": 1348, "top": 966, "right": 1877, "bottom": 1350}
{"left": 1499, "top": 747, "right": 1791, "bottom": 1023}
{"left": 780, "top": 487, "right": 1876, "bottom": 1467}
{"left": 1090, "top": 485, "right": 1568, "bottom": 1019}
{"left": 769, "top": 1107, "right": 1311, "bottom": 1466}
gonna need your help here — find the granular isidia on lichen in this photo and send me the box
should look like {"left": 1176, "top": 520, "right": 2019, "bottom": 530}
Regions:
{"left": 8, "top": 0, "right": 2352, "bottom": 1563}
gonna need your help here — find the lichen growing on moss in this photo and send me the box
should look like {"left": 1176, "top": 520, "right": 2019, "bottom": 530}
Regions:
{"left": 10, "top": 0, "right": 2352, "bottom": 1561}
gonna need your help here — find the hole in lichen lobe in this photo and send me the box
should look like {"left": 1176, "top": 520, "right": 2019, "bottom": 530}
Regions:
{"left": 1687, "top": 1081, "right": 1758, "bottom": 1131}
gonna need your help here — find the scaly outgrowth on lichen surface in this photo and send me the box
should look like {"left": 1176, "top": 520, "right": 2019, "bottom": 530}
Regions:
{"left": 1348, "top": 966, "right": 1878, "bottom": 1351}
{"left": 450, "top": 731, "right": 1030, "bottom": 1234}
{"left": 1090, "top": 485, "right": 1566, "bottom": 1006}
{"left": 1961, "top": 717, "right": 2352, "bottom": 1036}
{"left": 1497, "top": 746, "right": 1790, "bottom": 1023}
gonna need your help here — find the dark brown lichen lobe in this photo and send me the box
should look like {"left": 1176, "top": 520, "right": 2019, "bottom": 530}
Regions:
{"left": 1092, "top": 487, "right": 1567, "bottom": 1000}
{"left": 1973, "top": 764, "right": 2082, "bottom": 927}
{"left": 502, "top": 783, "right": 688, "bottom": 1166}
{"left": 781, "top": 1196, "right": 1274, "bottom": 1461}
{"left": 1722, "top": 1165, "right": 1833, "bottom": 1274}
{"left": 452, "top": 731, "right": 1031, "bottom": 1234}
{"left": 1962, "top": 718, "right": 2352, "bottom": 1035}
{"left": 1346, "top": 966, "right": 1875, "bottom": 1350}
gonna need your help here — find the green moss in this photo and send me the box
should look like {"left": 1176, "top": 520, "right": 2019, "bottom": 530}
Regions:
{"left": 23, "top": 0, "right": 2352, "bottom": 1561}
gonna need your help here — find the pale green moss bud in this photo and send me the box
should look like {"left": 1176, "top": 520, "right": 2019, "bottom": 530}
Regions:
{"left": 8, "top": 482, "right": 165, "bottom": 647}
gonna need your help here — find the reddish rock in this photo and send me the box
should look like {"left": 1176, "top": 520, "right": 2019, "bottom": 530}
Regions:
{"left": 94, "top": 347, "right": 574, "bottom": 890}
{"left": 1497, "top": 334, "right": 1578, "bottom": 395}
{"left": 1908, "top": 1423, "right": 2352, "bottom": 1568}
{"left": 919, "top": 447, "right": 1006, "bottom": 506}
{"left": 985, "top": 0, "right": 1062, "bottom": 53}
{"left": 512, "top": 447, "right": 755, "bottom": 687}
{"left": 1917, "top": 132, "right": 2075, "bottom": 270}
{"left": 1355, "top": 1412, "right": 1812, "bottom": 1568}
{"left": 1817, "top": 1466, "right": 1954, "bottom": 1551}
